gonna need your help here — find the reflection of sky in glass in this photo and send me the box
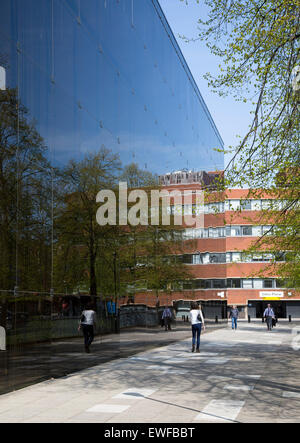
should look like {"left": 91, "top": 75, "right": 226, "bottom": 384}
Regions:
{"left": 0, "top": 0, "right": 224, "bottom": 175}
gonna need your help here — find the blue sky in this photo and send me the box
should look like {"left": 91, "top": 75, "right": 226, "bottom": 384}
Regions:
{"left": 159, "top": 0, "right": 253, "bottom": 163}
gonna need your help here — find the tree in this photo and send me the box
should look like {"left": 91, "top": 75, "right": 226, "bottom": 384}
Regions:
{"left": 0, "top": 88, "right": 53, "bottom": 292}
{"left": 138, "top": 226, "right": 190, "bottom": 305}
{"left": 117, "top": 163, "right": 192, "bottom": 304}
{"left": 186, "top": 0, "right": 300, "bottom": 286}
{"left": 120, "top": 162, "right": 158, "bottom": 188}
{"left": 55, "top": 148, "right": 121, "bottom": 297}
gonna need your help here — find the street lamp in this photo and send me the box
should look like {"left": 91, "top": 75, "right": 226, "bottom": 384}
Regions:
{"left": 113, "top": 252, "right": 117, "bottom": 303}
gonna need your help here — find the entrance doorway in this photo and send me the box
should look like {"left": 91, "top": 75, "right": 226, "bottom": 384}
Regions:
{"left": 248, "top": 301, "right": 287, "bottom": 319}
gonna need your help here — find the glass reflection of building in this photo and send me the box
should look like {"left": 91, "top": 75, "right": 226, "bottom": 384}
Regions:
{"left": 0, "top": 0, "right": 224, "bottom": 295}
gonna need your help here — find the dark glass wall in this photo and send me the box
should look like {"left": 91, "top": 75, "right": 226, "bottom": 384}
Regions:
{"left": 0, "top": 0, "right": 224, "bottom": 295}
{"left": 0, "top": 0, "right": 223, "bottom": 172}
{"left": 0, "top": 0, "right": 224, "bottom": 392}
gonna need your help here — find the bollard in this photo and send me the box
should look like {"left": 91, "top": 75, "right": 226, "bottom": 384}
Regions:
{"left": 0, "top": 326, "right": 6, "bottom": 351}
{"left": 215, "top": 315, "right": 218, "bottom": 324}
{"left": 114, "top": 315, "right": 120, "bottom": 334}
{"left": 248, "top": 315, "right": 251, "bottom": 323}
{"left": 289, "top": 315, "right": 292, "bottom": 323}
{"left": 262, "top": 317, "right": 264, "bottom": 323}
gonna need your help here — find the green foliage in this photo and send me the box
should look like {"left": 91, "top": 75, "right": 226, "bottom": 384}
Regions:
{"left": 191, "top": 0, "right": 300, "bottom": 286}
{"left": 0, "top": 88, "right": 53, "bottom": 292}
{"left": 54, "top": 148, "right": 121, "bottom": 296}
{"left": 0, "top": 90, "right": 192, "bottom": 304}
{"left": 115, "top": 165, "right": 190, "bottom": 302}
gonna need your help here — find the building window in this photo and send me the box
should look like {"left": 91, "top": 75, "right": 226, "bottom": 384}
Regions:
{"left": 253, "top": 279, "right": 263, "bottom": 289}
{"left": 242, "top": 279, "right": 253, "bottom": 289}
{"left": 276, "top": 279, "right": 286, "bottom": 288}
{"left": 251, "top": 200, "right": 262, "bottom": 210}
{"left": 252, "top": 253, "right": 264, "bottom": 262}
{"left": 218, "top": 227, "right": 226, "bottom": 237}
{"left": 263, "top": 253, "right": 274, "bottom": 262}
{"left": 262, "top": 225, "right": 273, "bottom": 235}
{"left": 183, "top": 281, "right": 193, "bottom": 290}
{"left": 231, "top": 226, "right": 241, "bottom": 236}
{"left": 241, "top": 253, "right": 252, "bottom": 262}
{"left": 231, "top": 252, "right": 241, "bottom": 262}
{"left": 209, "top": 253, "right": 226, "bottom": 264}
{"left": 193, "top": 254, "right": 202, "bottom": 265}
{"left": 212, "top": 279, "right": 226, "bottom": 288}
{"left": 172, "top": 281, "right": 183, "bottom": 291}
{"left": 242, "top": 226, "right": 253, "bottom": 236}
{"left": 263, "top": 279, "right": 274, "bottom": 289}
{"left": 261, "top": 200, "right": 272, "bottom": 209}
{"left": 275, "top": 252, "right": 285, "bottom": 262}
{"left": 182, "top": 254, "right": 193, "bottom": 264}
{"left": 194, "top": 279, "right": 204, "bottom": 289}
{"left": 227, "top": 279, "right": 241, "bottom": 288}
{"left": 252, "top": 226, "right": 262, "bottom": 236}
{"left": 240, "top": 200, "right": 252, "bottom": 210}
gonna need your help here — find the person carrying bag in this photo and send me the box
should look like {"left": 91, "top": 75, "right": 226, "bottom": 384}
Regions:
{"left": 263, "top": 304, "right": 275, "bottom": 331}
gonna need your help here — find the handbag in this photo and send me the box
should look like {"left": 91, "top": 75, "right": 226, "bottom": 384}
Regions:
{"left": 197, "top": 310, "right": 202, "bottom": 322}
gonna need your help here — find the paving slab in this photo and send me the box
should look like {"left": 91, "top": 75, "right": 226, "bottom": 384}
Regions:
{"left": 0, "top": 322, "right": 299, "bottom": 423}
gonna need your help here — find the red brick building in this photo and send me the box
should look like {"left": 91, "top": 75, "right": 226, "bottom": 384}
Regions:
{"left": 133, "top": 170, "right": 300, "bottom": 319}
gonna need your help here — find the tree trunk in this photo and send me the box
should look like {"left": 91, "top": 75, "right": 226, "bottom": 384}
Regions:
{"left": 89, "top": 252, "right": 97, "bottom": 297}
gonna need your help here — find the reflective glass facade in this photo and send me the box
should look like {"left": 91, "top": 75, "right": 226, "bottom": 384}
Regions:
{"left": 0, "top": 0, "right": 224, "bottom": 393}
{"left": 0, "top": 0, "right": 223, "bottom": 173}
{"left": 0, "top": 0, "right": 224, "bottom": 294}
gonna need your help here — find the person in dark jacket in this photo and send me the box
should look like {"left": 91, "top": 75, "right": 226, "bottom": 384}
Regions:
{"left": 162, "top": 306, "right": 172, "bottom": 331}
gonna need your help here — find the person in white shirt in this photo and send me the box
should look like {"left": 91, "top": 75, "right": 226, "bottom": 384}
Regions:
{"left": 263, "top": 304, "right": 275, "bottom": 331}
{"left": 78, "top": 302, "right": 96, "bottom": 353}
{"left": 189, "top": 302, "right": 205, "bottom": 353}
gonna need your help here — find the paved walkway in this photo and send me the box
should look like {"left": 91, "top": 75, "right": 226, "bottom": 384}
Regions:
{"left": 0, "top": 322, "right": 299, "bottom": 423}
{"left": 0, "top": 320, "right": 226, "bottom": 395}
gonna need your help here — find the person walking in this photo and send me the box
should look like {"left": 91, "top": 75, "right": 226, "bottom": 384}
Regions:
{"left": 78, "top": 302, "right": 96, "bottom": 353}
{"left": 229, "top": 305, "right": 239, "bottom": 330}
{"left": 162, "top": 306, "right": 172, "bottom": 331}
{"left": 263, "top": 304, "right": 275, "bottom": 331}
{"left": 189, "top": 302, "right": 205, "bottom": 353}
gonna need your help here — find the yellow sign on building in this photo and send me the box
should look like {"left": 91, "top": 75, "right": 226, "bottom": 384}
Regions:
{"left": 263, "top": 298, "right": 282, "bottom": 301}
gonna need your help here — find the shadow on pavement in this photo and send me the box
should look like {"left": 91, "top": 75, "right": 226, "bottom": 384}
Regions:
{"left": 0, "top": 321, "right": 226, "bottom": 395}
